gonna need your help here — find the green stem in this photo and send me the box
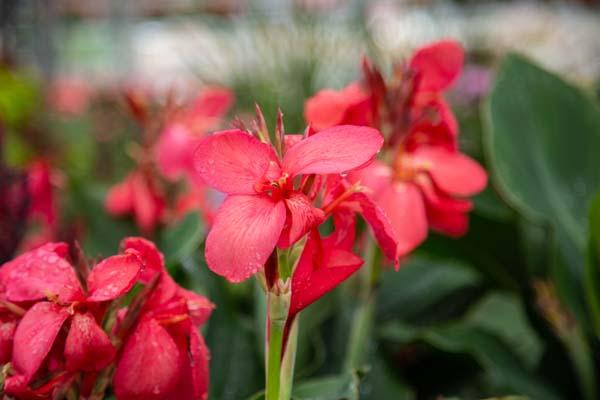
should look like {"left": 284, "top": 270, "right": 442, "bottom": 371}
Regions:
{"left": 266, "top": 290, "right": 290, "bottom": 400}
{"left": 344, "top": 238, "right": 380, "bottom": 370}
{"left": 279, "top": 317, "right": 299, "bottom": 400}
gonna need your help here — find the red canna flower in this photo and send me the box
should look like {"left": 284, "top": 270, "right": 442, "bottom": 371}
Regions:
{"left": 304, "top": 39, "right": 487, "bottom": 261}
{"left": 113, "top": 237, "right": 213, "bottom": 400}
{"left": 2, "top": 243, "right": 142, "bottom": 386}
{"left": 105, "top": 169, "right": 166, "bottom": 233}
{"left": 156, "top": 87, "right": 234, "bottom": 183}
{"left": 194, "top": 126, "right": 383, "bottom": 282}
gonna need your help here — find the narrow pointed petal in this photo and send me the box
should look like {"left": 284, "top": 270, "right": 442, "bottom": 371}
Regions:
{"left": 120, "top": 237, "right": 165, "bottom": 283}
{"left": 86, "top": 252, "right": 142, "bottom": 302}
{"left": 114, "top": 318, "right": 180, "bottom": 400}
{"left": 194, "top": 130, "right": 279, "bottom": 195}
{"left": 205, "top": 195, "right": 286, "bottom": 282}
{"left": 278, "top": 192, "right": 325, "bottom": 248}
{"left": 414, "top": 147, "right": 487, "bottom": 197}
{"left": 2, "top": 245, "right": 84, "bottom": 303}
{"left": 64, "top": 312, "right": 116, "bottom": 372}
{"left": 282, "top": 125, "right": 383, "bottom": 177}
{"left": 410, "top": 40, "right": 464, "bottom": 92}
{"left": 12, "top": 302, "right": 69, "bottom": 380}
{"left": 378, "top": 182, "right": 428, "bottom": 257}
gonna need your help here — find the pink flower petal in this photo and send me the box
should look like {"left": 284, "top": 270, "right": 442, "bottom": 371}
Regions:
{"left": 156, "top": 124, "right": 199, "bottom": 181}
{"left": 86, "top": 252, "right": 142, "bottom": 302}
{"left": 0, "top": 318, "right": 17, "bottom": 364}
{"left": 189, "top": 86, "right": 234, "bottom": 121}
{"left": 290, "top": 232, "right": 363, "bottom": 316}
{"left": 105, "top": 175, "right": 133, "bottom": 215}
{"left": 120, "top": 237, "right": 165, "bottom": 283}
{"left": 205, "top": 194, "right": 286, "bottom": 282}
{"left": 2, "top": 245, "right": 84, "bottom": 303}
{"left": 427, "top": 207, "right": 469, "bottom": 237}
{"left": 304, "top": 83, "right": 372, "bottom": 131}
{"left": 347, "top": 192, "right": 400, "bottom": 265}
{"left": 348, "top": 160, "right": 392, "bottom": 197}
{"left": 378, "top": 182, "right": 428, "bottom": 257}
{"left": 410, "top": 39, "right": 464, "bottom": 92}
{"left": 114, "top": 318, "right": 180, "bottom": 400}
{"left": 177, "top": 287, "right": 215, "bottom": 326}
{"left": 194, "top": 130, "right": 280, "bottom": 195}
{"left": 64, "top": 312, "right": 116, "bottom": 372}
{"left": 414, "top": 147, "right": 487, "bottom": 197}
{"left": 130, "top": 172, "right": 165, "bottom": 233}
{"left": 12, "top": 302, "right": 69, "bottom": 380}
{"left": 278, "top": 192, "right": 325, "bottom": 248}
{"left": 282, "top": 125, "right": 383, "bottom": 177}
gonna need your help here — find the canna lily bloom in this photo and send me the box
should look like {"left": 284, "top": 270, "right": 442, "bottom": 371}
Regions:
{"left": 350, "top": 146, "right": 487, "bottom": 255}
{"left": 105, "top": 169, "right": 166, "bottom": 233}
{"left": 114, "top": 237, "right": 213, "bottom": 400}
{"left": 2, "top": 243, "right": 142, "bottom": 384}
{"left": 156, "top": 87, "right": 234, "bottom": 183}
{"left": 194, "top": 126, "right": 383, "bottom": 282}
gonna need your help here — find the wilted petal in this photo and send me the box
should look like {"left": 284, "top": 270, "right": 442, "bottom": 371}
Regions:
{"left": 205, "top": 195, "right": 286, "bottom": 282}
{"left": 194, "top": 130, "right": 280, "bottom": 195}
{"left": 414, "top": 147, "right": 487, "bottom": 197}
{"left": 86, "top": 252, "right": 142, "bottom": 302}
{"left": 12, "top": 302, "right": 69, "bottom": 380}
{"left": 410, "top": 39, "right": 464, "bottom": 92}
{"left": 278, "top": 192, "right": 325, "bottom": 248}
{"left": 64, "top": 312, "right": 115, "bottom": 372}
{"left": 114, "top": 318, "right": 180, "bottom": 400}
{"left": 2, "top": 245, "right": 84, "bottom": 303}
{"left": 378, "top": 182, "right": 428, "bottom": 257}
{"left": 282, "top": 125, "right": 383, "bottom": 177}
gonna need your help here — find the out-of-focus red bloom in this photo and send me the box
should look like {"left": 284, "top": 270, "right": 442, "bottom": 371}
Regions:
{"left": 1, "top": 243, "right": 142, "bottom": 388}
{"left": 156, "top": 87, "right": 234, "bottom": 183}
{"left": 47, "top": 78, "right": 91, "bottom": 116}
{"left": 105, "top": 169, "right": 166, "bottom": 233}
{"left": 304, "top": 83, "right": 372, "bottom": 131}
{"left": 114, "top": 238, "right": 213, "bottom": 400}
{"left": 26, "top": 160, "right": 57, "bottom": 228}
{"left": 304, "top": 39, "right": 487, "bottom": 260}
{"left": 194, "top": 126, "right": 383, "bottom": 282}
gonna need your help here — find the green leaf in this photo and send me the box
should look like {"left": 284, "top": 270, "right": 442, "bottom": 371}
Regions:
{"left": 483, "top": 53, "right": 600, "bottom": 318}
{"left": 464, "top": 293, "right": 542, "bottom": 368}
{"left": 247, "top": 372, "right": 360, "bottom": 400}
{"left": 158, "top": 211, "right": 204, "bottom": 264}
{"left": 377, "top": 257, "right": 483, "bottom": 322}
{"left": 585, "top": 190, "right": 600, "bottom": 338}
{"left": 360, "top": 355, "right": 415, "bottom": 400}
{"left": 380, "top": 322, "right": 559, "bottom": 400}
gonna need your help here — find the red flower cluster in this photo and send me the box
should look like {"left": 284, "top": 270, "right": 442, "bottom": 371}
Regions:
{"left": 106, "top": 87, "right": 233, "bottom": 233}
{"left": 305, "top": 40, "right": 487, "bottom": 259}
{"left": 0, "top": 238, "right": 213, "bottom": 400}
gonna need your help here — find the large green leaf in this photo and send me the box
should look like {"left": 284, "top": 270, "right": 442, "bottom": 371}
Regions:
{"left": 585, "top": 191, "right": 600, "bottom": 337}
{"left": 484, "top": 54, "right": 600, "bottom": 317}
{"left": 380, "top": 322, "right": 559, "bottom": 400}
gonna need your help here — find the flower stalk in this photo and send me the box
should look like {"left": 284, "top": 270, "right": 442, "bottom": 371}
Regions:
{"left": 266, "top": 281, "right": 291, "bottom": 400}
